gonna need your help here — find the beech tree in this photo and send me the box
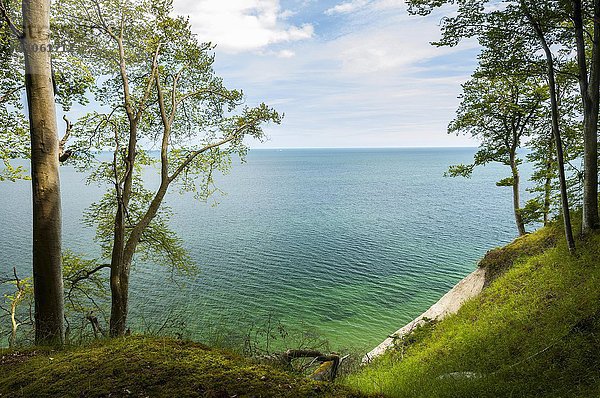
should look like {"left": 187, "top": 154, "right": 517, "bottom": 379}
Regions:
{"left": 1, "top": 0, "right": 93, "bottom": 344}
{"left": 0, "top": 0, "right": 65, "bottom": 345}
{"left": 520, "top": 0, "right": 577, "bottom": 252}
{"left": 569, "top": 0, "right": 600, "bottom": 233}
{"left": 57, "top": 0, "right": 281, "bottom": 336}
{"left": 407, "top": 0, "right": 579, "bottom": 252}
{"left": 446, "top": 66, "right": 548, "bottom": 236}
{"left": 525, "top": 71, "right": 583, "bottom": 226}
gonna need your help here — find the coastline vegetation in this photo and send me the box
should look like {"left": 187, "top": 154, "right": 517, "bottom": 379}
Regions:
{"left": 2, "top": 0, "right": 600, "bottom": 396}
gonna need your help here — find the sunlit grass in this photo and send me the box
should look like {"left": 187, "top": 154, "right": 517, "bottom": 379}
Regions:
{"left": 344, "top": 221, "right": 600, "bottom": 397}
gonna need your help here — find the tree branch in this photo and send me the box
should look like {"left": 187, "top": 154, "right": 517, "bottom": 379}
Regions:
{"left": 134, "top": 43, "right": 162, "bottom": 124}
{"left": 0, "top": 85, "right": 24, "bottom": 103}
{"left": 66, "top": 263, "right": 110, "bottom": 287}
{"left": 59, "top": 116, "right": 73, "bottom": 162}
{"left": 0, "top": 0, "right": 23, "bottom": 38}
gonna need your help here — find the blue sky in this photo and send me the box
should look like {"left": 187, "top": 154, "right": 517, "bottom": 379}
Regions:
{"left": 172, "top": 0, "right": 480, "bottom": 148}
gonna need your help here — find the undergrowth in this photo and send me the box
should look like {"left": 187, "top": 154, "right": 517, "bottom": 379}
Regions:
{"left": 0, "top": 336, "right": 365, "bottom": 397}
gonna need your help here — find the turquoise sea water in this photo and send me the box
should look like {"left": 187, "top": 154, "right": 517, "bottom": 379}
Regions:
{"left": 0, "top": 148, "right": 533, "bottom": 350}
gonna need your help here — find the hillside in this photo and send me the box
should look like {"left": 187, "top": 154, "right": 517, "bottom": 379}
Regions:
{"left": 0, "top": 337, "right": 364, "bottom": 398}
{"left": 344, "top": 222, "right": 600, "bottom": 397}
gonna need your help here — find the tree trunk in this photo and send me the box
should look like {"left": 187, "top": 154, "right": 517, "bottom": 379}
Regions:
{"left": 524, "top": 4, "right": 576, "bottom": 253}
{"left": 543, "top": 135, "right": 554, "bottom": 226}
{"left": 573, "top": 0, "right": 600, "bottom": 233}
{"left": 543, "top": 50, "right": 576, "bottom": 253}
{"left": 547, "top": 61, "right": 576, "bottom": 254}
{"left": 22, "top": 0, "right": 64, "bottom": 345}
{"left": 109, "top": 181, "right": 169, "bottom": 337}
{"left": 109, "top": 202, "right": 128, "bottom": 337}
{"left": 510, "top": 154, "right": 526, "bottom": 236}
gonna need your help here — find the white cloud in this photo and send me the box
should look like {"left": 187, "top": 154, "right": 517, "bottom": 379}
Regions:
{"left": 277, "top": 49, "right": 296, "bottom": 58}
{"left": 323, "top": 19, "right": 475, "bottom": 75}
{"left": 325, "top": 0, "right": 370, "bottom": 15}
{"left": 372, "top": 0, "right": 406, "bottom": 10}
{"left": 173, "top": 0, "right": 314, "bottom": 53}
{"left": 194, "top": 0, "right": 479, "bottom": 148}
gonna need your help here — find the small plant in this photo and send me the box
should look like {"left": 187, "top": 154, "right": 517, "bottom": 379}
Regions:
{"left": 0, "top": 268, "right": 33, "bottom": 347}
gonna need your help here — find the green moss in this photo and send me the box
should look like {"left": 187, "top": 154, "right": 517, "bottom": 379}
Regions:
{"left": 0, "top": 336, "right": 366, "bottom": 397}
{"left": 344, "top": 223, "right": 600, "bottom": 397}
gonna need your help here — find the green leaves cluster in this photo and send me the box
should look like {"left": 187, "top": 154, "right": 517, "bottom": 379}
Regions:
{"left": 420, "top": 0, "right": 593, "bottom": 233}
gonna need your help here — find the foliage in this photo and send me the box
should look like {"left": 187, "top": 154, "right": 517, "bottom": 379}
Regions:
{"left": 82, "top": 185, "right": 194, "bottom": 275}
{"left": 0, "top": 252, "right": 113, "bottom": 346}
{"left": 53, "top": 0, "right": 281, "bottom": 287}
{"left": 445, "top": 56, "right": 549, "bottom": 234}
{"left": 447, "top": 70, "right": 548, "bottom": 175}
{"left": 409, "top": 0, "right": 588, "bottom": 244}
{"left": 62, "top": 251, "right": 110, "bottom": 340}
{"left": 0, "top": 0, "right": 94, "bottom": 181}
{"left": 0, "top": 15, "right": 28, "bottom": 181}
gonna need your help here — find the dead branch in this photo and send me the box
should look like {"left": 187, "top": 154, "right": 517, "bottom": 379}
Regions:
{"left": 262, "top": 349, "right": 345, "bottom": 382}
{"left": 86, "top": 313, "right": 106, "bottom": 338}
{"left": 59, "top": 116, "right": 74, "bottom": 162}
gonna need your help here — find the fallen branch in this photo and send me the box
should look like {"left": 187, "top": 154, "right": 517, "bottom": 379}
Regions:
{"left": 86, "top": 314, "right": 106, "bottom": 338}
{"left": 262, "top": 349, "right": 347, "bottom": 381}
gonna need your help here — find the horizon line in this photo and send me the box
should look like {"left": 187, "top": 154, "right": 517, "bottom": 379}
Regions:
{"left": 247, "top": 146, "right": 480, "bottom": 150}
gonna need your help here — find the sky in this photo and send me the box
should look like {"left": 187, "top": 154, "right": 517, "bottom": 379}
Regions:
{"left": 171, "top": 0, "right": 481, "bottom": 148}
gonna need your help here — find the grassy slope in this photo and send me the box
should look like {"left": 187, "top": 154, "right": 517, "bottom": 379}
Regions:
{"left": 0, "top": 336, "right": 364, "bottom": 398}
{"left": 344, "top": 222, "right": 600, "bottom": 398}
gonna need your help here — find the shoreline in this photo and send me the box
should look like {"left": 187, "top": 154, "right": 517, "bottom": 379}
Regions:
{"left": 363, "top": 267, "right": 487, "bottom": 363}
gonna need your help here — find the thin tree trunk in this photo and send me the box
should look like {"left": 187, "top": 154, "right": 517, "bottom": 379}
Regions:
{"left": 543, "top": 135, "right": 554, "bottom": 226}
{"left": 510, "top": 153, "right": 526, "bottom": 236}
{"left": 524, "top": 4, "right": 576, "bottom": 253}
{"left": 22, "top": 0, "right": 64, "bottom": 345}
{"left": 108, "top": 33, "right": 140, "bottom": 337}
{"left": 107, "top": 38, "right": 160, "bottom": 337}
{"left": 573, "top": 0, "right": 600, "bottom": 233}
{"left": 109, "top": 203, "right": 128, "bottom": 337}
{"left": 546, "top": 57, "right": 576, "bottom": 254}
{"left": 108, "top": 120, "right": 137, "bottom": 338}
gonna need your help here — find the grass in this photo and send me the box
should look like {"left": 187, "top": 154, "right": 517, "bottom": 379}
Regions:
{"left": 0, "top": 336, "right": 365, "bottom": 397}
{"left": 343, "top": 221, "right": 600, "bottom": 397}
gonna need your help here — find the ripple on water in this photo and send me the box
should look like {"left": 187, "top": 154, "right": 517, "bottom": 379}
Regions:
{"left": 0, "top": 149, "right": 531, "bottom": 350}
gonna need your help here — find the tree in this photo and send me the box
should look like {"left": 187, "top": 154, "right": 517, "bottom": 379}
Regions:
{"left": 570, "top": 0, "right": 600, "bottom": 233}
{"left": 57, "top": 0, "right": 282, "bottom": 336}
{"left": 525, "top": 71, "right": 583, "bottom": 227}
{"left": 446, "top": 67, "right": 548, "bottom": 236}
{"left": 520, "top": 0, "right": 577, "bottom": 252}
{"left": 0, "top": 0, "right": 65, "bottom": 345}
{"left": 407, "top": 0, "right": 578, "bottom": 252}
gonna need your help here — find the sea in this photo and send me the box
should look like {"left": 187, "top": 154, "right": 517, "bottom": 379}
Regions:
{"left": 0, "top": 148, "right": 533, "bottom": 351}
